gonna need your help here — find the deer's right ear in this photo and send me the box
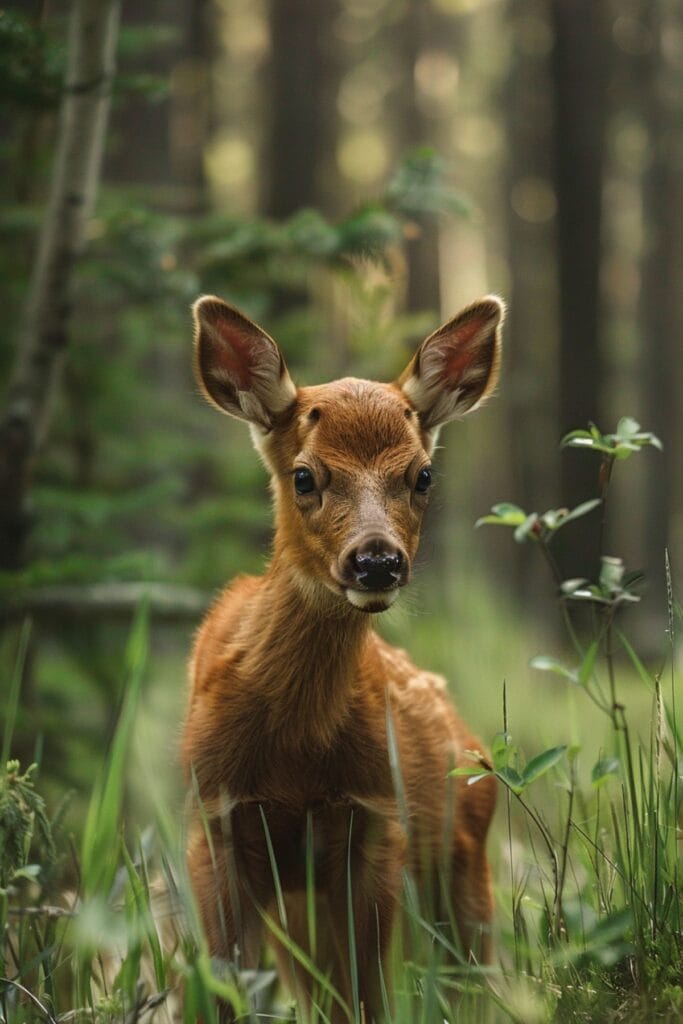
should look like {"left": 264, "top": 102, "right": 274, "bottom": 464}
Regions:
{"left": 399, "top": 295, "right": 504, "bottom": 449}
{"left": 193, "top": 296, "right": 297, "bottom": 431}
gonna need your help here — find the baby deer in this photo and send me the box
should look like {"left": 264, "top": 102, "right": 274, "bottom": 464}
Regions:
{"left": 182, "top": 294, "right": 503, "bottom": 1020}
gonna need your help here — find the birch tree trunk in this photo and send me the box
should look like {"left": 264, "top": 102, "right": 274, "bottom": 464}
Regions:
{"left": 0, "top": 0, "right": 121, "bottom": 570}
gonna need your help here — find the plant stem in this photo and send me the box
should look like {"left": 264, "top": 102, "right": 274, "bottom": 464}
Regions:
{"left": 503, "top": 685, "right": 520, "bottom": 971}
{"left": 556, "top": 766, "right": 575, "bottom": 933}
{"left": 597, "top": 455, "right": 614, "bottom": 562}
{"left": 538, "top": 539, "right": 584, "bottom": 658}
{"left": 507, "top": 786, "right": 563, "bottom": 943}
{"left": 605, "top": 609, "right": 618, "bottom": 731}
{"left": 665, "top": 548, "right": 679, "bottom": 936}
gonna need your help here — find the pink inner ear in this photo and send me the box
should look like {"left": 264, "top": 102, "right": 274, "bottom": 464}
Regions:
{"left": 442, "top": 320, "right": 481, "bottom": 388}
{"left": 213, "top": 319, "right": 255, "bottom": 389}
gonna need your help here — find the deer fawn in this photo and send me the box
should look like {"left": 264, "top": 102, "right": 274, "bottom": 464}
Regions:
{"left": 182, "top": 294, "right": 503, "bottom": 1020}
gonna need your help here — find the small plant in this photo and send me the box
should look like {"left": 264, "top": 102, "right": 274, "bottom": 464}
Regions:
{"left": 0, "top": 760, "right": 55, "bottom": 891}
{"left": 472, "top": 417, "right": 681, "bottom": 1016}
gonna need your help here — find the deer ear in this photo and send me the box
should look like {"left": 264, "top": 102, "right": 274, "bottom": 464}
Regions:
{"left": 193, "top": 296, "right": 296, "bottom": 431}
{"left": 399, "top": 295, "right": 504, "bottom": 442}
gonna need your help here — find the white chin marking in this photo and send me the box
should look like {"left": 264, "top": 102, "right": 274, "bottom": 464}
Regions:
{"left": 346, "top": 589, "right": 399, "bottom": 612}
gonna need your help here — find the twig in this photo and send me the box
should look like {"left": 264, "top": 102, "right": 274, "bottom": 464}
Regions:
{"left": 8, "top": 905, "right": 76, "bottom": 919}
{"left": 0, "top": 582, "right": 211, "bottom": 623}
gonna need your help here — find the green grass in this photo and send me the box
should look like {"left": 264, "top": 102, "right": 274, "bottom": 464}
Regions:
{"left": 1, "top": 573, "right": 681, "bottom": 1023}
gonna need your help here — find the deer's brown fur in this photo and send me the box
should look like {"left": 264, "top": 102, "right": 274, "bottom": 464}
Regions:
{"left": 182, "top": 295, "right": 504, "bottom": 1020}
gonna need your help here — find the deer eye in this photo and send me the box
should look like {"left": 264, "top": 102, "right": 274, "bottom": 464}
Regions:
{"left": 415, "top": 467, "right": 432, "bottom": 494}
{"left": 294, "top": 468, "right": 316, "bottom": 495}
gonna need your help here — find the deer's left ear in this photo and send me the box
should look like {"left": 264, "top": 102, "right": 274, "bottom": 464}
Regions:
{"left": 399, "top": 295, "right": 504, "bottom": 444}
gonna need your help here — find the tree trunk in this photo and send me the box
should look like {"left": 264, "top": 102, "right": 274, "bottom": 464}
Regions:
{"left": 638, "top": 0, "right": 683, "bottom": 607}
{"left": 397, "top": 0, "right": 448, "bottom": 317}
{"left": 106, "top": 0, "right": 212, "bottom": 212}
{"left": 551, "top": 0, "right": 609, "bottom": 580}
{"left": 265, "top": 0, "right": 330, "bottom": 218}
{"left": 503, "top": 0, "right": 559, "bottom": 606}
{"left": 0, "top": 0, "right": 120, "bottom": 571}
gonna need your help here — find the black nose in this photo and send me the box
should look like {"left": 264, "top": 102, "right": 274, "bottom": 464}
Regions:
{"left": 349, "top": 536, "right": 404, "bottom": 590}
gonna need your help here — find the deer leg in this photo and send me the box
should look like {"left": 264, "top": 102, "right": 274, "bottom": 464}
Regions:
{"left": 187, "top": 827, "right": 265, "bottom": 1024}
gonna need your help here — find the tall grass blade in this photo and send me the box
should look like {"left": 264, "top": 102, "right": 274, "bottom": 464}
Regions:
{"left": 665, "top": 549, "right": 680, "bottom": 937}
{"left": 258, "top": 804, "right": 287, "bottom": 931}
{"left": 76, "top": 603, "right": 148, "bottom": 1008}
{"left": 258, "top": 908, "right": 351, "bottom": 1021}
{"left": 306, "top": 809, "right": 317, "bottom": 960}
{"left": 346, "top": 809, "right": 360, "bottom": 1023}
{"left": 120, "top": 836, "right": 165, "bottom": 991}
{"left": 80, "top": 602, "right": 149, "bottom": 899}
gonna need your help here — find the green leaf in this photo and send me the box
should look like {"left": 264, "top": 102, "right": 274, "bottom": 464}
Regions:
{"left": 616, "top": 629, "right": 654, "bottom": 691}
{"left": 529, "top": 655, "right": 577, "bottom": 683}
{"left": 563, "top": 417, "right": 662, "bottom": 461}
{"left": 565, "top": 584, "right": 609, "bottom": 604}
{"left": 491, "top": 502, "right": 527, "bottom": 520}
{"left": 615, "top": 416, "right": 640, "bottom": 439}
{"left": 496, "top": 766, "right": 525, "bottom": 794}
{"left": 561, "top": 431, "right": 611, "bottom": 454}
{"left": 561, "top": 498, "right": 602, "bottom": 525}
{"left": 561, "top": 577, "right": 590, "bottom": 595}
{"left": 466, "top": 773, "right": 493, "bottom": 786}
{"left": 599, "top": 556, "right": 625, "bottom": 593}
{"left": 560, "top": 428, "right": 594, "bottom": 446}
{"left": 540, "top": 508, "right": 563, "bottom": 530}
{"left": 591, "top": 757, "right": 620, "bottom": 787}
{"left": 490, "top": 731, "right": 514, "bottom": 770}
{"left": 474, "top": 503, "right": 527, "bottom": 529}
{"left": 521, "top": 746, "right": 566, "bottom": 786}
{"left": 474, "top": 515, "right": 508, "bottom": 528}
{"left": 578, "top": 640, "right": 599, "bottom": 686}
{"left": 514, "top": 513, "right": 540, "bottom": 543}
{"left": 449, "top": 764, "right": 487, "bottom": 778}
{"left": 121, "top": 840, "right": 165, "bottom": 991}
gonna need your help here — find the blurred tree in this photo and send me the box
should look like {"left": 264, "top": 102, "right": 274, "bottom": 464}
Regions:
{"left": 551, "top": 0, "right": 610, "bottom": 580}
{"left": 503, "top": 0, "right": 558, "bottom": 601}
{"left": 265, "top": 0, "right": 333, "bottom": 218}
{"left": 638, "top": 0, "right": 683, "bottom": 597}
{"left": 0, "top": 0, "right": 121, "bottom": 571}
{"left": 106, "top": 0, "right": 212, "bottom": 212}
{"left": 396, "top": 0, "right": 447, "bottom": 317}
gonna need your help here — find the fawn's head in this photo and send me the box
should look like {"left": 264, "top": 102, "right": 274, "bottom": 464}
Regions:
{"left": 193, "top": 295, "right": 504, "bottom": 613}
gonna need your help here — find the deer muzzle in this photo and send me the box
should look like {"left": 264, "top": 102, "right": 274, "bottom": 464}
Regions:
{"left": 337, "top": 534, "right": 409, "bottom": 612}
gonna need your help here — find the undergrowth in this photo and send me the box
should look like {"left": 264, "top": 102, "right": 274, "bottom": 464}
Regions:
{"left": 1, "top": 418, "right": 681, "bottom": 1023}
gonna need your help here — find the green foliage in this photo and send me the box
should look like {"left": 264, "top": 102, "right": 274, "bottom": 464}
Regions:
{"left": 562, "top": 417, "right": 662, "bottom": 459}
{"left": 560, "top": 556, "right": 644, "bottom": 609}
{"left": 473, "top": 417, "right": 682, "bottom": 1013}
{"left": 0, "top": 761, "right": 54, "bottom": 889}
{"left": 80, "top": 604, "right": 147, "bottom": 901}
{"left": 386, "top": 147, "right": 471, "bottom": 218}
{"left": 0, "top": 9, "right": 62, "bottom": 111}
{"left": 451, "top": 731, "right": 566, "bottom": 797}
{"left": 476, "top": 498, "right": 601, "bottom": 544}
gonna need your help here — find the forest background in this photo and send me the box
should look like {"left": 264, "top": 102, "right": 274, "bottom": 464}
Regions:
{"left": 0, "top": 0, "right": 682, "bottom": 1021}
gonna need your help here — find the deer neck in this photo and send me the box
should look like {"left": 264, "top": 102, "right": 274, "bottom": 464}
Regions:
{"left": 241, "top": 552, "right": 373, "bottom": 748}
